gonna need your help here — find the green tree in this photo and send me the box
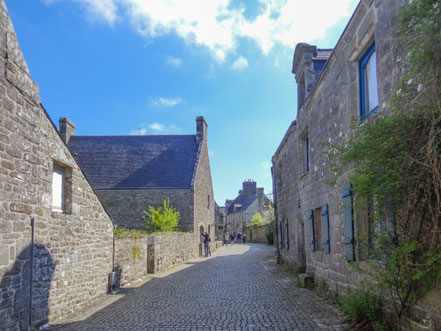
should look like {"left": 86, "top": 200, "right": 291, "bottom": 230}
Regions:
{"left": 142, "top": 199, "right": 180, "bottom": 232}
{"left": 249, "top": 212, "right": 265, "bottom": 227}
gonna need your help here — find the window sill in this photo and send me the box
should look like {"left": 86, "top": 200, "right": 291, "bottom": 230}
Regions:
{"left": 359, "top": 106, "right": 379, "bottom": 125}
{"left": 51, "top": 209, "right": 71, "bottom": 217}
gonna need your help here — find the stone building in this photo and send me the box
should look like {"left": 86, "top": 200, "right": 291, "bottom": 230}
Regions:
{"left": 0, "top": 1, "right": 114, "bottom": 329}
{"left": 272, "top": 0, "right": 440, "bottom": 328}
{"left": 214, "top": 202, "right": 225, "bottom": 241}
{"left": 64, "top": 116, "right": 215, "bottom": 235}
{"left": 224, "top": 180, "right": 272, "bottom": 234}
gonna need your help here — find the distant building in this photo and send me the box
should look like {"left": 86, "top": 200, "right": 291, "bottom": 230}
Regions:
{"left": 214, "top": 202, "right": 226, "bottom": 241}
{"left": 224, "top": 180, "right": 273, "bottom": 234}
{"left": 63, "top": 116, "right": 215, "bottom": 234}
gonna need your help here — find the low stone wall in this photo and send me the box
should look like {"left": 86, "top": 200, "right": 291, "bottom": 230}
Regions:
{"left": 245, "top": 226, "right": 268, "bottom": 244}
{"left": 114, "top": 232, "right": 199, "bottom": 286}
{"left": 212, "top": 240, "right": 223, "bottom": 251}
{"left": 148, "top": 232, "right": 199, "bottom": 274}
{"left": 114, "top": 237, "right": 148, "bottom": 286}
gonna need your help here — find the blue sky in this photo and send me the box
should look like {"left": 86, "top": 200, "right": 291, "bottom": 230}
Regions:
{"left": 5, "top": 0, "right": 359, "bottom": 204}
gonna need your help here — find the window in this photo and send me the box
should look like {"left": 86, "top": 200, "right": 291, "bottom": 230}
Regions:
{"left": 305, "top": 138, "right": 310, "bottom": 172}
{"left": 52, "top": 162, "right": 72, "bottom": 213}
{"left": 52, "top": 163, "right": 65, "bottom": 212}
{"left": 359, "top": 43, "right": 379, "bottom": 120}
{"left": 300, "top": 131, "right": 310, "bottom": 175}
{"left": 313, "top": 207, "right": 322, "bottom": 252}
{"left": 208, "top": 194, "right": 210, "bottom": 209}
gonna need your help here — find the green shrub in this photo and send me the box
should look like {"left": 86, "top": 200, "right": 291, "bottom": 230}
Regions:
{"left": 339, "top": 289, "right": 383, "bottom": 325}
{"left": 142, "top": 198, "right": 180, "bottom": 233}
{"left": 265, "top": 225, "right": 274, "bottom": 245}
{"left": 248, "top": 212, "right": 265, "bottom": 227}
{"left": 113, "top": 228, "right": 148, "bottom": 238}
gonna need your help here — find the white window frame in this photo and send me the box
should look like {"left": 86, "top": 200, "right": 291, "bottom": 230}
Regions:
{"left": 52, "top": 163, "right": 65, "bottom": 212}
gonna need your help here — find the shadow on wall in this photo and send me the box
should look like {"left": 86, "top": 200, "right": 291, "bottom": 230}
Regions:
{"left": 1, "top": 244, "right": 54, "bottom": 330}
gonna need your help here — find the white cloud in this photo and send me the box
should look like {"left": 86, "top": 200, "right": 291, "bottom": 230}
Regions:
{"left": 149, "top": 122, "right": 165, "bottom": 131}
{"left": 232, "top": 56, "right": 248, "bottom": 70}
{"left": 44, "top": 0, "right": 356, "bottom": 60}
{"left": 166, "top": 56, "right": 182, "bottom": 67}
{"left": 130, "top": 127, "right": 147, "bottom": 135}
{"left": 43, "top": 0, "right": 119, "bottom": 24}
{"left": 149, "top": 96, "right": 183, "bottom": 107}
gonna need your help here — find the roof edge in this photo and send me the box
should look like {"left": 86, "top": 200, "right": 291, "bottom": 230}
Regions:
{"left": 190, "top": 140, "right": 203, "bottom": 188}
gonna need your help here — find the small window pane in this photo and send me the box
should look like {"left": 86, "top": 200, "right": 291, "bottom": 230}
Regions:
{"left": 52, "top": 164, "right": 65, "bottom": 211}
{"left": 366, "top": 50, "right": 378, "bottom": 112}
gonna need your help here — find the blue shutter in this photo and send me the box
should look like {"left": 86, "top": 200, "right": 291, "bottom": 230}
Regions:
{"left": 321, "top": 204, "right": 330, "bottom": 253}
{"left": 307, "top": 210, "right": 315, "bottom": 252}
{"left": 285, "top": 220, "right": 289, "bottom": 250}
{"left": 342, "top": 185, "right": 355, "bottom": 261}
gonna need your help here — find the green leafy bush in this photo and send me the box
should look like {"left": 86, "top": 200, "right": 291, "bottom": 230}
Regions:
{"left": 339, "top": 289, "right": 383, "bottom": 324}
{"left": 265, "top": 225, "right": 274, "bottom": 245}
{"left": 142, "top": 199, "right": 180, "bottom": 232}
{"left": 248, "top": 212, "right": 265, "bottom": 227}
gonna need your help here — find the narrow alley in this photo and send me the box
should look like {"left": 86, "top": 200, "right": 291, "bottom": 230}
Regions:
{"left": 49, "top": 244, "right": 347, "bottom": 330}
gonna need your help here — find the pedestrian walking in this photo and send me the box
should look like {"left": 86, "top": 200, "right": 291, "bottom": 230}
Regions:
{"left": 224, "top": 232, "right": 229, "bottom": 246}
{"left": 237, "top": 232, "right": 242, "bottom": 244}
{"left": 202, "top": 231, "right": 210, "bottom": 257}
{"left": 243, "top": 233, "right": 247, "bottom": 244}
{"left": 230, "top": 233, "right": 234, "bottom": 245}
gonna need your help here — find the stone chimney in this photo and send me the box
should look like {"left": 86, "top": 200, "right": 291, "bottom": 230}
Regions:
{"left": 196, "top": 116, "right": 207, "bottom": 143}
{"left": 59, "top": 117, "right": 75, "bottom": 144}
{"left": 242, "top": 180, "right": 257, "bottom": 198}
{"left": 292, "top": 43, "right": 332, "bottom": 111}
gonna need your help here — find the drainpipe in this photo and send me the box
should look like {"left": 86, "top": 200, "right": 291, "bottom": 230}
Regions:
{"left": 28, "top": 216, "right": 35, "bottom": 330}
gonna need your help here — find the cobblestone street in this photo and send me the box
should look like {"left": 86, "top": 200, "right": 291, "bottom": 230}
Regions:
{"left": 49, "top": 244, "right": 347, "bottom": 330}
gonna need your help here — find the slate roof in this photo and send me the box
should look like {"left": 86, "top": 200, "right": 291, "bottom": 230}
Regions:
{"left": 236, "top": 195, "right": 257, "bottom": 212}
{"left": 68, "top": 135, "right": 199, "bottom": 190}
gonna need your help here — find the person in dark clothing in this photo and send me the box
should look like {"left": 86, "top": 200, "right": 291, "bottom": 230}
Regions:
{"left": 237, "top": 233, "right": 242, "bottom": 244}
{"left": 243, "top": 233, "right": 247, "bottom": 244}
{"left": 202, "top": 231, "right": 210, "bottom": 257}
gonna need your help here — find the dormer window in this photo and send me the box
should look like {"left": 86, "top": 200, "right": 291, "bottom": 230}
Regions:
{"left": 360, "top": 43, "right": 379, "bottom": 120}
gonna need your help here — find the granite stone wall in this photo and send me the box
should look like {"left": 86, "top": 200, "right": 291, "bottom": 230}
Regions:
{"left": 0, "top": 1, "right": 114, "bottom": 328}
{"left": 97, "top": 189, "right": 194, "bottom": 231}
{"left": 244, "top": 226, "right": 268, "bottom": 244}
{"left": 147, "top": 232, "right": 199, "bottom": 274}
{"left": 114, "top": 237, "right": 148, "bottom": 287}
